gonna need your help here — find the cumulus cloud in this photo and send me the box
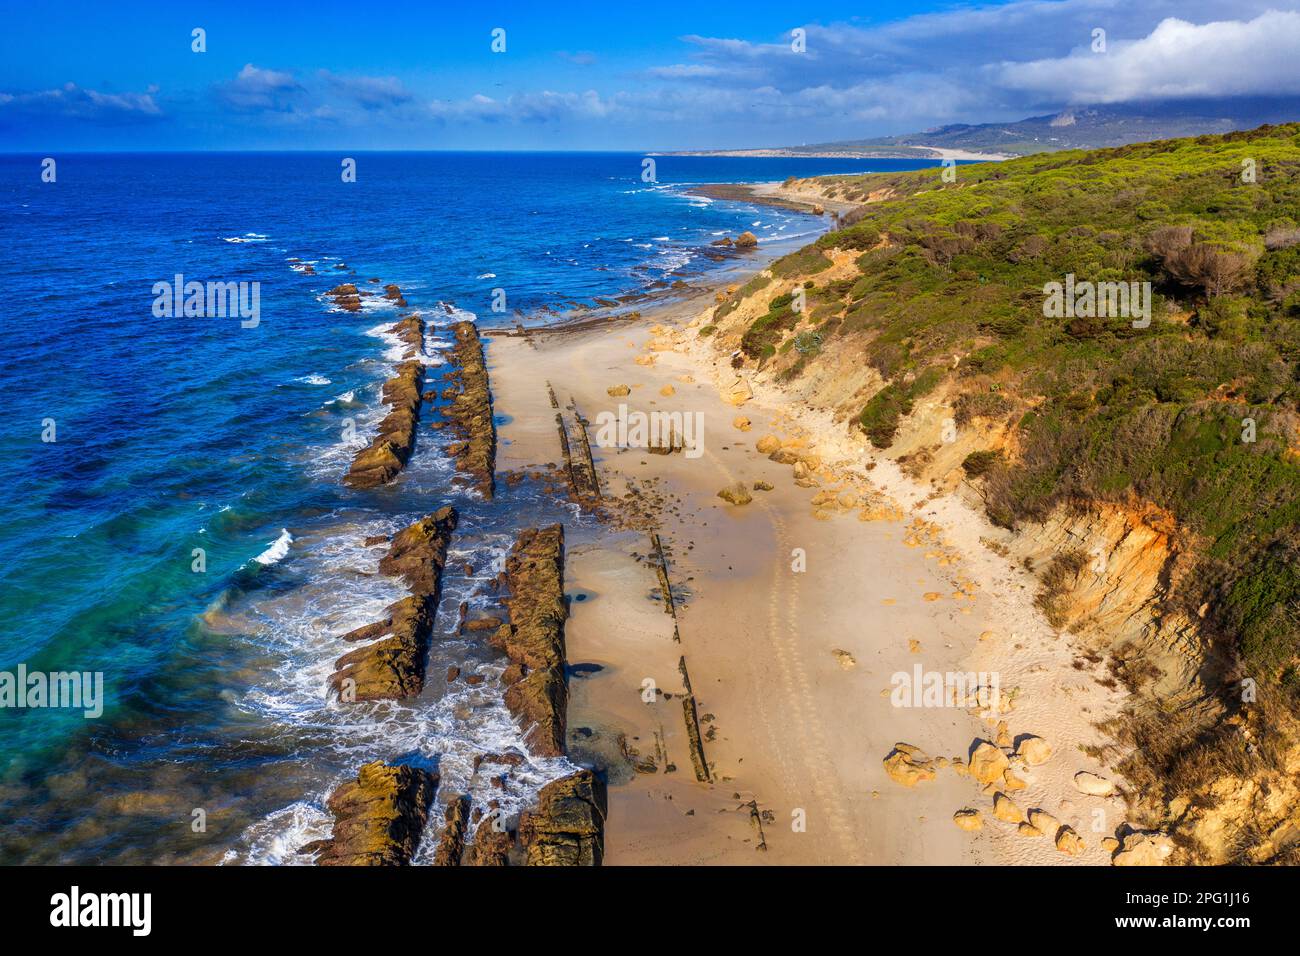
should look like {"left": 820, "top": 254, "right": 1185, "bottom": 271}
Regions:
{"left": 647, "top": 0, "right": 1299, "bottom": 127}
{"left": 217, "top": 64, "right": 304, "bottom": 112}
{"left": 0, "top": 82, "right": 162, "bottom": 123}
{"left": 996, "top": 12, "right": 1300, "bottom": 103}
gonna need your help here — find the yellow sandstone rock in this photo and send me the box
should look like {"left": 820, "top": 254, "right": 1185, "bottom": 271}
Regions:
{"left": 993, "top": 792, "right": 1024, "bottom": 824}
{"left": 1056, "top": 826, "right": 1085, "bottom": 856}
{"left": 968, "top": 741, "right": 1009, "bottom": 785}
{"left": 883, "top": 743, "right": 936, "bottom": 787}
{"left": 1016, "top": 736, "right": 1053, "bottom": 766}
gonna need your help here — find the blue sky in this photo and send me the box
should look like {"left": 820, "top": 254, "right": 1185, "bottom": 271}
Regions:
{"left": 3, "top": 0, "right": 1299, "bottom": 150}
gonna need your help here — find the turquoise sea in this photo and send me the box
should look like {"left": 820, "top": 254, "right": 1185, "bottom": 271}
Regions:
{"left": 0, "top": 151, "right": 946, "bottom": 862}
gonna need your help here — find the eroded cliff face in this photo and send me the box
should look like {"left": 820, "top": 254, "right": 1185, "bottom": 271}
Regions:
{"left": 690, "top": 231, "right": 1300, "bottom": 864}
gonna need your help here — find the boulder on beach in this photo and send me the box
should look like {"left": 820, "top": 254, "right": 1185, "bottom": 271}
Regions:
{"left": 1056, "top": 826, "right": 1086, "bottom": 856}
{"left": 953, "top": 808, "right": 983, "bottom": 831}
{"left": 1112, "top": 830, "right": 1174, "bottom": 866}
{"left": 1073, "top": 771, "right": 1115, "bottom": 796}
{"left": 883, "top": 743, "right": 935, "bottom": 787}
{"left": 734, "top": 231, "right": 759, "bottom": 248}
{"left": 755, "top": 435, "right": 782, "bottom": 454}
{"left": 607, "top": 384, "right": 631, "bottom": 397}
{"left": 968, "top": 741, "right": 1009, "bottom": 785}
{"left": 1015, "top": 735, "right": 1052, "bottom": 766}
{"left": 717, "top": 482, "right": 753, "bottom": 506}
{"left": 992, "top": 792, "right": 1023, "bottom": 824}
{"left": 1028, "top": 809, "right": 1060, "bottom": 835}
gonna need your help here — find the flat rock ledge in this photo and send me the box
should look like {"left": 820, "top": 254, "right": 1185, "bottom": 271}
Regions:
{"left": 303, "top": 761, "right": 437, "bottom": 866}
{"left": 343, "top": 314, "right": 426, "bottom": 489}
{"left": 444, "top": 320, "right": 497, "bottom": 499}
{"left": 329, "top": 506, "right": 458, "bottom": 701}
{"left": 488, "top": 524, "right": 568, "bottom": 757}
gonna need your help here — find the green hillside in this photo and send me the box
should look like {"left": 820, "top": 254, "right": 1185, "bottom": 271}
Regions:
{"left": 740, "top": 124, "right": 1300, "bottom": 696}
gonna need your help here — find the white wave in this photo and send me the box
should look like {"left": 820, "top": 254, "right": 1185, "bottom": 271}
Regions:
{"left": 295, "top": 374, "right": 331, "bottom": 386}
{"left": 224, "top": 233, "right": 270, "bottom": 243}
{"left": 254, "top": 529, "right": 293, "bottom": 566}
{"left": 230, "top": 800, "right": 331, "bottom": 866}
{"left": 477, "top": 272, "right": 496, "bottom": 280}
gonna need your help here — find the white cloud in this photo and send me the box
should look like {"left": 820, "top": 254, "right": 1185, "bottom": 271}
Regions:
{"left": 996, "top": 12, "right": 1300, "bottom": 103}
{"left": 0, "top": 82, "right": 162, "bottom": 122}
{"left": 217, "top": 64, "right": 304, "bottom": 112}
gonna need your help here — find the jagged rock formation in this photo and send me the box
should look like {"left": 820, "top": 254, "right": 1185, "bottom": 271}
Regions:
{"left": 329, "top": 507, "right": 457, "bottom": 701}
{"left": 432, "top": 795, "right": 471, "bottom": 866}
{"left": 304, "top": 761, "right": 437, "bottom": 866}
{"left": 518, "top": 770, "right": 608, "bottom": 866}
{"left": 445, "top": 321, "right": 496, "bottom": 498}
{"left": 462, "top": 816, "right": 514, "bottom": 866}
{"left": 327, "top": 283, "right": 363, "bottom": 312}
{"left": 489, "top": 525, "right": 567, "bottom": 756}
{"left": 343, "top": 314, "right": 427, "bottom": 489}
{"left": 454, "top": 770, "right": 607, "bottom": 867}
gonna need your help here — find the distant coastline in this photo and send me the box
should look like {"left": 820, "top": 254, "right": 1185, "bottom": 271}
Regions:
{"left": 651, "top": 145, "right": 1012, "bottom": 162}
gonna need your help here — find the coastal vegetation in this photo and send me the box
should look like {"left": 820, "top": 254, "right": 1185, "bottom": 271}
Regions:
{"left": 715, "top": 124, "right": 1300, "bottom": 859}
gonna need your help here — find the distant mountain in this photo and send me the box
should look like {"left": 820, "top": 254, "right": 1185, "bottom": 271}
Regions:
{"left": 664, "top": 98, "right": 1300, "bottom": 160}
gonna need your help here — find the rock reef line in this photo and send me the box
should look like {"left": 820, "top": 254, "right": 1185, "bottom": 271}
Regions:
{"left": 344, "top": 295, "right": 425, "bottom": 489}
{"left": 445, "top": 321, "right": 497, "bottom": 499}
{"left": 328, "top": 506, "right": 458, "bottom": 702}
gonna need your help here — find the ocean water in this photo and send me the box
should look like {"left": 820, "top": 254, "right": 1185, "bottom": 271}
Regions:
{"left": 0, "top": 152, "right": 942, "bottom": 864}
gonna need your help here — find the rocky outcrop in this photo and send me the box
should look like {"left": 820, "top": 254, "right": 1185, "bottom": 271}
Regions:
{"left": 453, "top": 770, "right": 607, "bottom": 867}
{"left": 432, "top": 795, "right": 471, "bottom": 866}
{"left": 518, "top": 770, "right": 607, "bottom": 866}
{"left": 383, "top": 283, "right": 408, "bottom": 308}
{"left": 344, "top": 315, "right": 427, "bottom": 489}
{"left": 445, "top": 321, "right": 496, "bottom": 498}
{"left": 327, "top": 283, "right": 363, "bottom": 312}
{"left": 489, "top": 525, "right": 568, "bottom": 756}
{"left": 734, "top": 231, "right": 759, "bottom": 248}
{"left": 329, "top": 507, "right": 457, "bottom": 701}
{"left": 305, "top": 761, "right": 437, "bottom": 866}
{"left": 462, "top": 817, "right": 514, "bottom": 866}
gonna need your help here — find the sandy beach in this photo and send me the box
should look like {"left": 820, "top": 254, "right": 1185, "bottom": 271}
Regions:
{"left": 488, "top": 270, "right": 1125, "bottom": 865}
